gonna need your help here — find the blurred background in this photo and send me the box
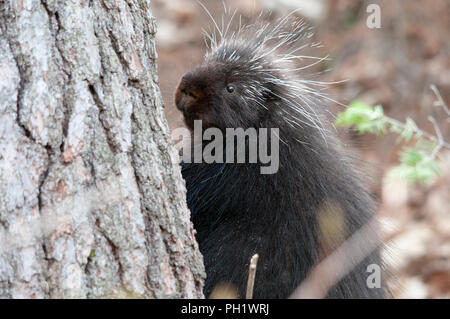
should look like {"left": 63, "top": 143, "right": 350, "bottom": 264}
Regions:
{"left": 152, "top": 0, "right": 450, "bottom": 298}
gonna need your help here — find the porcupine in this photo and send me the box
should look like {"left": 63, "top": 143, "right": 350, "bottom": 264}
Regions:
{"left": 174, "top": 13, "right": 387, "bottom": 299}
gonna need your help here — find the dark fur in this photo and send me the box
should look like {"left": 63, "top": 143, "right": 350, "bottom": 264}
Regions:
{"left": 175, "top": 22, "right": 387, "bottom": 299}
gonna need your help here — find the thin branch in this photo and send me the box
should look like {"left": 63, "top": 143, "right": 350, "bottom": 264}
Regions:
{"left": 246, "top": 254, "right": 259, "bottom": 299}
{"left": 428, "top": 116, "right": 444, "bottom": 160}
{"left": 378, "top": 85, "right": 450, "bottom": 150}
{"left": 430, "top": 84, "right": 450, "bottom": 118}
{"left": 383, "top": 116, "right": 450, "bottom": 150}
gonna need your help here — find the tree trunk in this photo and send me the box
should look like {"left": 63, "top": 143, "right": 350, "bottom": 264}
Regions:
{"left": 0, "top": 0, "right": 205, "bottom": 298}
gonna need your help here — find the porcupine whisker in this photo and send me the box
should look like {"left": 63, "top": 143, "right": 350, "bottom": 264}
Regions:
{"left": 202, "top": 28, "right": 215, "bottom": 49}
{"left": 284, "top": 90, "right": 325, "bottom": 130}
{"left": 270, "top": 8, "right": 305, "bottom": 36}
{"left": 276, "top": 40, "right": 324, "bottom": 56}
{"left": 294, "top": 137, "right": 314, "bottom": 149}
{"left": 260, "top": 82, "right": 324, "bottom": 130}
{"left": 197, "top": 1, "right": 223, "bottom": 40}
{"left": 253, "top": 98, "right": 269, "bottom": 111}
{"left": 276, "top": 100, "right": 324, "bottom": 137}
{"left": 293, "top": 79, "right": 350, "bottom": 87}
{"left": 273, "top": 129, "right": 289, "bottom": 147}
{"left": 299, "top": 87, "right": 349, "bottom": 108}
{"left": 238, "top": 14, "right": 243, "bottom": 37}
{"left": 278, "top": 79, "right": 348, "bottom": 109}
{"left": 260, "top": 55, "right": 330, "bottom": 74}
{"left": 223, "top": 9, "right": 238, "bottom": 39}
{"left": 276, "top": 89, "right": 327, "bottom": 134}
{"left": 274, "top": 54, "right": 328, "bottom": 63}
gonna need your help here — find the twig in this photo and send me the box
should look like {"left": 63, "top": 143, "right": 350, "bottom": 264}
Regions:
{"left": 383, "top": 116, "right": 450, "bottom": 150}
{"left": 430, "top": 84, "right": 450, "bottom": 118}
{"left": 428, "top": 116, "right": 444, "bottom": 160}
{"left": 246, "top": 254, "right": 259, "bottom": 299}
{"left": 380, "top": 85, "right": 450, "bottom": 150}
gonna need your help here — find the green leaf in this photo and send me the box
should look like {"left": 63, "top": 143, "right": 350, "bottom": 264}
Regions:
{"left": 335, "top": 100, "right": 386, "bottom": 134}
{"left": 396, "top": 118, "right": 417, "bottom": 143}
{"left": 400, "top": 148, "right": 424, "bottom": 166}
{"left": 389, "top": 147, "right": 442, "bottom": 183}
{"left": 336, "top": 100, "right": 444, "bottom": 185}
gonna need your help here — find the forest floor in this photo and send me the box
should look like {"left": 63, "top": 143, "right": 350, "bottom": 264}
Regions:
{"left": 153, "top": 0, "right": 450, "bottom": 299}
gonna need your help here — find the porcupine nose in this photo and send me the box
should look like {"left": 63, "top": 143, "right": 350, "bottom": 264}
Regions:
{"left": 175, "top": 84, "right": 187, "bottom": 112}
{"left": 175, "top": 73, "right": 199, "bottom": 113}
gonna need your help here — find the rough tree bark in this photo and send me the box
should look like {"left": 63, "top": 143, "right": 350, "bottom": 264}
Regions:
{"left": 0, "top": 0, "right": 205, "bottom": 298}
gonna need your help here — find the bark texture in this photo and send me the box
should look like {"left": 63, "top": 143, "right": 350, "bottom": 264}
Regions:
{"left": 0, "top": 0, "right": 205, "bottom": 298}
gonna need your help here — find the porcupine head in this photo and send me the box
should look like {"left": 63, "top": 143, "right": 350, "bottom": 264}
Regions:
{"left": 174, "top": 12, "right": 331, "bottom": 158}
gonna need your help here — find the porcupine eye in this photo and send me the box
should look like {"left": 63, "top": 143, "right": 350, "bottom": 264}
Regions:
{"left": 226, "top": 84, "right": 235, "bottom": 93}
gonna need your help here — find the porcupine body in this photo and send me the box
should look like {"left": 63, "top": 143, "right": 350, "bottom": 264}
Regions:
{"left": 175, "top": 15, "right": 387, "bottom": 299}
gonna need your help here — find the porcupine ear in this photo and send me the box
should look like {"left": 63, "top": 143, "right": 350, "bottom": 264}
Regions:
{"left": 261, "top": 88, "right": 275, "bottom": 100}
{"left": 261, "top": 83, "right": 278, "bottom": 101}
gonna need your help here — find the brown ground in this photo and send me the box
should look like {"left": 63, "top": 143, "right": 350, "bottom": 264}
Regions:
{"left": 152, "top": 0, "right": 450, "bottom": 299}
